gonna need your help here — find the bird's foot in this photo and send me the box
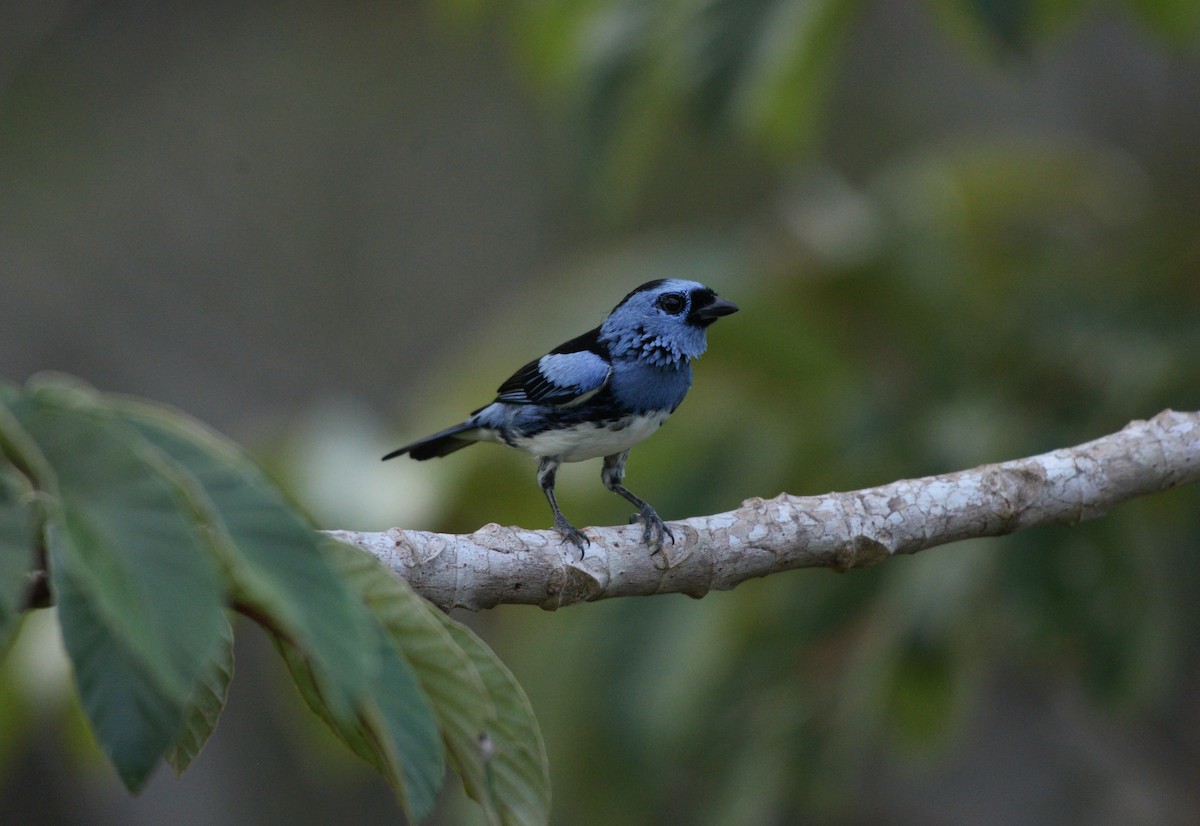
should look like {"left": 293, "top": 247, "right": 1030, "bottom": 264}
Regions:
{"left": 630, "top": 505, "right": 674, "bottom": 553}
{"left": 554, "top": 514, "right": 590, "bottom": 559}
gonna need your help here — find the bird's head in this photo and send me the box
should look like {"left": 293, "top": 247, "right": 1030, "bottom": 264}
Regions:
{"left": 600, "top": 279, "right": 738, "bottom": 367}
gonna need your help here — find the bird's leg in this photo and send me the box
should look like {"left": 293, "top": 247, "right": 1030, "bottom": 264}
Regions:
{"left": 538, "top": 456, "right": 589, "bottom": 557}
{"left": 601, "top": 451, "right": 674, "bottom": 552}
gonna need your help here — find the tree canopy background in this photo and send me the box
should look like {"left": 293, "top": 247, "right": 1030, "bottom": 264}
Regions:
{"left": 2, "top": 0, "right": 1199, "bottom": 823}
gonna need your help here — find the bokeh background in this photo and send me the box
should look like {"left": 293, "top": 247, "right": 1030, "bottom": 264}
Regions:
{"left": 3, "top": 0, "right": 1200, "bottom": 823}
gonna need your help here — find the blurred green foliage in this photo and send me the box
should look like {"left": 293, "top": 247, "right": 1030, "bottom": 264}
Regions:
{"left": 414, "top": 2, "right": 1200, "bottom": 820}
{"left": 2, "top": 0, "right": 1198, "bottom": 821}
{"left": 433, "top": 154, "right": 1199, "bottom": 820}
{"left": 448, "top": 0, "right": 1199, "bottom": 213}
{"left": 0, "top": 378, "right": 549, "bottom": 822}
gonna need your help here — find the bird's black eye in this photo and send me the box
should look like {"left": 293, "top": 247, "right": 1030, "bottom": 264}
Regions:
{"left": 656, "top": 293, "right": 686, "bottom": 315}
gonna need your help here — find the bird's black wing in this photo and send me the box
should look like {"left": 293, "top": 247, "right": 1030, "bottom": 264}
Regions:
{"left": 495, "top": 327, "right": 612, "bottom": 406}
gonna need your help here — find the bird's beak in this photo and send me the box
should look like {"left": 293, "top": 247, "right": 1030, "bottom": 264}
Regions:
{"left": 692, "top": 296, "right": 739, "bottom": 326}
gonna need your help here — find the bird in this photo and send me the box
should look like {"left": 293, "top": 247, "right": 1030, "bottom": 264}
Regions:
{"left": 382, "top": 279, "right": 738, "bottom": 556}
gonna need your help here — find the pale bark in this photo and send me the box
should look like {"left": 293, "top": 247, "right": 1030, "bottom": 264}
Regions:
{"left": 330, "top": 410, "right": 1200, "bottom": 612}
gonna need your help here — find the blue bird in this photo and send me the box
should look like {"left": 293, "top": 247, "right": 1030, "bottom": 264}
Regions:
{"left": 382, "top": 279, "right": 738, "bottom": 555}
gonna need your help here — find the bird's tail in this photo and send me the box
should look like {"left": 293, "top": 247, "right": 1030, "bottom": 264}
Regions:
{"left": 381, "top": 421, "right": 479, "bottom": 461}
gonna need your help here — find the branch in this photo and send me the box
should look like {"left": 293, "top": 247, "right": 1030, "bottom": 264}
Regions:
{"left": 330, "top": 410, "right": 1200, "bottom": 612}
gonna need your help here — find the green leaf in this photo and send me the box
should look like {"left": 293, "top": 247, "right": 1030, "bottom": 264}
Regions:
{"left": 1, "top": 379, "right": 234, "bottom": 789}
{"left": 166, "top": 616, "right": 235, "bottom": 775}
{"left": 307, "top": 539, "right": 550, "bottom": 823}
{"left": 321, "top": 540, "right": 502, "bottom": 820}
{"left": 7, "top": 381, "right": 228, "bottom": 705}
{"left": 0, "top": 384, "right": 48, "bottom": 654}
{"left": 367, "top": 633, "right": 446, "bottom": 819}
{"left": 435, "top": 612, "right": 551, "bottom": 826}
{"left": 0, "top": 382, "right": 50, "bottom": 480}
{"left": 274, "top": 620, "right": 445, "bottom": 822}
{"left": 52, "top": 555, "right": 184, "bottom": 791}
{"left": 108, "top": 395, "right": 378, "bottom": 719}
{"left": 0, "top": 459, "right": 38, "bottom": 652}
{"left": 273, "top": 638, "right": 374, "bottom": 760}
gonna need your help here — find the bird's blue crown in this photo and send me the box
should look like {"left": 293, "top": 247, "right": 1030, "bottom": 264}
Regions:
{"left": 599, "top": 279, "right": 722, "bottom": 368}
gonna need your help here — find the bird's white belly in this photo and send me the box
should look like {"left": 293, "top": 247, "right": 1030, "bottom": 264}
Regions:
{"left": 515, "top": 411, "right": 671, "bottom": 462}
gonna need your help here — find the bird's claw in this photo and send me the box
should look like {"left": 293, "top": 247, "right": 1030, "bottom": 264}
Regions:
{"left": 630, "top": 506, "right": 674, "bottom": 553}
{"left": 554, "top": 515, "right": 590, "bottom": 559}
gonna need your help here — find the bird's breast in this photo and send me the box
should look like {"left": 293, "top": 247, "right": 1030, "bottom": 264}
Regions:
{"left": 608, "top": 360, "right": 692, "bottom": 413}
